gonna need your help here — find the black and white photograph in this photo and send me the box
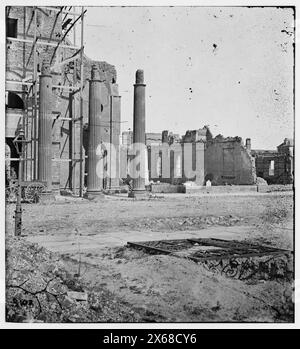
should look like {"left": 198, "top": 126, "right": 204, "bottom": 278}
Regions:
{"left": 1, "top": 1, "right": 297, "bottom": 328}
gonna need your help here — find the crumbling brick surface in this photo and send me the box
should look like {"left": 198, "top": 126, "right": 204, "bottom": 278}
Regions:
{"left": 6, "top": 6, "right": 120, "bottom": 192}
{"left": 252, "top": 145, "right": 293, "bottom": 185}
{"left": 142, "top": 128, "right": 256, "bottom": 186}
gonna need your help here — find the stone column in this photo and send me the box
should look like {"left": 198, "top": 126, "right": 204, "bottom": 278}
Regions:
{"left": 38, "top": 61, "right": 52, "bottom": 191}
{"left": 86, "top": 65, "right": 103, "bottom": 197}
{"left": 108, "top": 94, "right": 121, "bottom": 190}
{"left": 129, "top": 69, "right": 147, "bottom": 197}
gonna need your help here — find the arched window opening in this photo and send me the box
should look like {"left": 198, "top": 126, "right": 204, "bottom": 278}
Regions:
{"left": 6, "top": 92, "right": 24, "bottom": 110}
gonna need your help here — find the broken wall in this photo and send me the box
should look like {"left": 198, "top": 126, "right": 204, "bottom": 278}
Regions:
{"left": 147, "top": 141, "right": 205, "bottom": 185}
{"left": 6, "top": 6, "right": 121, "bottom": 192}
{"left": 204, "top": 136, "right": 256, "bottom": 185}
{"left": 253, "top": 152, "right": 293, "bottom": 184}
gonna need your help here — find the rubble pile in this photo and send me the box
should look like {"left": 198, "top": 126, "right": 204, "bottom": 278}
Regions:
{"left": 6, "top": 237, "right": 141, "bottom": 323}
{"left": 126, "top": 215, "right": 243, "bottom": 231}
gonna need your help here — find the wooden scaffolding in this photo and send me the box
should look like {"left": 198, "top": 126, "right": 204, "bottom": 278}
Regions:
{"left": 5, "top": 6, "right": 86, "bottom": 196}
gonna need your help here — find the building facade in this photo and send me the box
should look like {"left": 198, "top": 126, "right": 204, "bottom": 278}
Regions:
{"left": 121, "top": 127, "right": 258, "bottom": 186}
{"left": 5, "top": 6, "right": 121, "bottom": 193}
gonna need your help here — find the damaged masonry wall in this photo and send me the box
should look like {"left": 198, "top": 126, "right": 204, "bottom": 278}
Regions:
{"left": 204, "top": 135, "right": 256, "bottom": 186}
{"left": 5, "top": 6, "right": 121, "bottom": 192}
{"left": 121, "top": 127, "right": 257, "bottom": 186}
{"left": 251, "top": 138, "right": 294, "bottom": 185}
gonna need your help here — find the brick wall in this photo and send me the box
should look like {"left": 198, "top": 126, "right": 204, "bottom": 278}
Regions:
{"left": 204, "top": 137, "right": 256, "bottom": 185}
{"left": 6, "top": 6, "right": 121, "bottom": 192}
{"left": 255, "top": 154, "right": 293, "bottom": 184}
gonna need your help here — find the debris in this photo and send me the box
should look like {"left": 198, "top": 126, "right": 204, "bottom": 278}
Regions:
{"left": 127, "top": 238, "right": 292, "bottom": 281}
{"left": 5, "top": 236, "right": 142, "bottom": 323}
{"left": 256, "top": 177, "right": 268, "bottom": 185}
{"left": 67, "top": 291, "right": 88, "bottom": 302}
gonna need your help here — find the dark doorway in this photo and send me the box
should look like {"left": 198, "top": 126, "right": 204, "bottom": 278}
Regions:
{"left": 6, "top": 17, "right": 18, "bottom": 38}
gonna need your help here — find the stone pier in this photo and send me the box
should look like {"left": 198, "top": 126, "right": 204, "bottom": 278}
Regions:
{"left": 86, "top": 65, "right": 104, "bottom": 198}
{"left": 128, "top": 69, "right": 147, "bottom": 197}
{"left": 38, "top": 61, "right": 53, "bottom": 191}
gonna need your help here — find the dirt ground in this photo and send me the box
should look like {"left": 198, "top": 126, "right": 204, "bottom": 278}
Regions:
{"left": 5, "top": 191, "right": 294, "bottom": 322}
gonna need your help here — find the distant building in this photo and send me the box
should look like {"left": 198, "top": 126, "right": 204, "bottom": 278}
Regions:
{"left": 251, "top": 138, "right": 294, "bottom": 184}
{"left": 121, "top": 126, "right": 259, "bottom": 186}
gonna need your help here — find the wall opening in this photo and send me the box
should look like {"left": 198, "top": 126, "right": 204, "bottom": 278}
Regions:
{"left": 6, "top": 18, "right": 18, "bottom": 38}
{"left": 6, "top": 92, "right": 24, "bottom": 109}
{"left": 157, "top": 152, "right": 162, "bottom": 178}
{"left": 269, "top": 160, "right": 275, "bottom": 176}
{"left": 5, "top": 138, "right": 20, "bottom": 181}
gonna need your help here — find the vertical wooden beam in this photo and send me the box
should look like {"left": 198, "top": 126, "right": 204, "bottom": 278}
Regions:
{"left": 33, "top": 6, "right": 38, "bottom": 180}
{"left": 79, "top": 6, "right": 84, "bottom": 197}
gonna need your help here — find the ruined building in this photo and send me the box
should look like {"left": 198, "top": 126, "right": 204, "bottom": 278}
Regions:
{"left": 121, "top": 125, "right": 294, "bottom": 187}
{"left": 5, "top": 6, "right": 121, "bottom": 194}
{"left": 121, "top": 126, "right": 257, "bottom": 186}
{"left": 251, "top": 138, "right": 294, "bottom": 184}
{"left": 5, "top": 6, "right": 293, "bottom": 194}
{"left": 204, "top": 134, "right": 257, "bottom": 186}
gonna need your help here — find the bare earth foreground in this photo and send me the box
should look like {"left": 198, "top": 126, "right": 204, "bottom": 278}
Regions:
{"left": 5, "top": 191, "right": 294, "bottom": 322}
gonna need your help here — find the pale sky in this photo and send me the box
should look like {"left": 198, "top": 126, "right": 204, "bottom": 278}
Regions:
{"left": 83, "top": 6, "right": 294, "bottom": 149}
